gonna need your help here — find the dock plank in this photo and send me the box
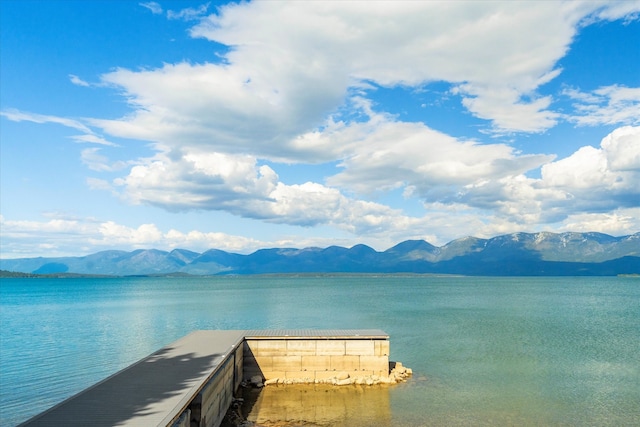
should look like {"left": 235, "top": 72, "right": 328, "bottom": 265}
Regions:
{"left": 20, "top": 330, "right": 245, "bottom": 427}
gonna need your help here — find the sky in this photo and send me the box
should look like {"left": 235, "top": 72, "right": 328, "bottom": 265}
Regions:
{"left": 1, "top": 0, "right": 639, "bottom": 258}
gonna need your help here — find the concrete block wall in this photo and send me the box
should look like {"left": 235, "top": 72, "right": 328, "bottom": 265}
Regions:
{"left": 170, "top": 409, "right": 191, "bottom": 427}
{"left": 186, "top": 343, "right": 244, "bottom": 427}
{"left": 243, "top": 338, "right": 390, "bottom": 381}
{"left": 233, "top": 343, "right": 244, "bottom": 391}
{"left": 199, "top": 356, "right": 234, "bottom": 427}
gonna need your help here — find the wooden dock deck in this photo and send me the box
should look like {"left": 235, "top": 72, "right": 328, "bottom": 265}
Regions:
{"left": 19, "top": 330, "right": 246, "bottom": 427}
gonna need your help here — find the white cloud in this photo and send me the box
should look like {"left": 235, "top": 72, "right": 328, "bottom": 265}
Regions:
{"left": 74, "top": 0, "right": 640, "bottom": 185}
{"left": 1, "top": 109, "right": 117, "bottom": 147}
{"left": 113, "top": 152, "right": 278, "bottom": 211}
{"left": 188, "top": 1, "right": 612, "bottom": 135}
{"left": 0, "top": 215, "right": 85, "bottom": 235}
{"left": 94, "top": 0, "right": 637, "bottom": 240}
{"left": 82, "top": 148, "right": 112, "bottom": 172}
{"left": 542, "top": 146, "right": 611, "bottom": 189}
{"left": 3, "top": 190, "right": 639, "bottom": 258}
{"left": 139, "top": 1, "right": 163, "bottom": 15}
{"left": 69, "top": 74, "right": 90, "bottom": 87}
{"left": 458, "top": 86, "right": 560, "bottom": 134}
{"left": 167, "top": 3, "right": 210, "bottom": 21}
{"left": 81, "top": 148, "right": 130, "bottom": 172}
{"left": 163, "top": 228, "right": 260, "bottom": 252}
{"left": 96, "top": 221, "right": 164, "bottom": 245}
{"left": 0, "top": 214, "right": 266, "bottom": 257}
{"left": 600, "top": 126, "right": 640, "bottom": 171}
{"left": 5, "top": 2, "right": 640, "bottom": 258}
{"left": 317, "top": 105, "right": 554, "bottom": 197}
{"left": 2, "top": 109, "right": 93, "bottom": 134}
{"left": 564, "top": 85, "right": 640, "bottom": 126}
{"left": 110, "top": 148, "right": 420, "bottom": 237}
{"left": 538, "top": 126, "right": 640, "bottom": 217}
{"left": 86, "top": 177, "right": 115, "bottom": 192}
{"left": 581, "top": 0, "right": 640, "bottom": 24}
{"left": 3, "top": 125, "right": 640, "bottom": 258}
{"left": 558, "top": 208, "right": 640, "bottom": 235}
{"left": 102, "top": 125, "right": 635, "bottom": 245}
{"left": 541, "top": 126, "right": 640, "bottom": 189}
{"left": 437, "top": 126, "right": 640, "bottom": 226}
{"left": 87, "top": 1, "right": 640, "bottom": 168}
{"left": 0, "top": 213, "right": 424, "bottom": 257}
{"left": 93, "top": 60, "right": 343, "bottom": 162}
{"left": 72, "top": 134, "right": 117, "bottom": 146}
{"left": 94, "top": 84, "right": 638, "bottom": 247}
{"left": 100, "top": 99, "right": 559, "bottom": 238}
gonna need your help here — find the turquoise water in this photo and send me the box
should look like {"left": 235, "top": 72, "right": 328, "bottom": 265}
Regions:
{"left": 1, "top": 275, "right": 639, "bottom": 426}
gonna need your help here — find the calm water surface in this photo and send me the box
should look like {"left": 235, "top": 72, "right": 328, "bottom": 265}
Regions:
{"left": 1, "top": 276, "right": 639, "bottom": 426}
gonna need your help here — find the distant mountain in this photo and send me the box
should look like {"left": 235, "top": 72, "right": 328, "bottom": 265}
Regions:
{"left": 1, "top": 232, "right": 638, "bottom": 277}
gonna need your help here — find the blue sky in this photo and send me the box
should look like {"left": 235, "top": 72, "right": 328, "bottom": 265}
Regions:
{"left": 1, "top": 0, "right": 639, "bottom": 258}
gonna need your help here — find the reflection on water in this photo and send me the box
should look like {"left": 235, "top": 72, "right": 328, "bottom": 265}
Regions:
{"left": 238, "top": 384, "right": 391, "bottom": 427}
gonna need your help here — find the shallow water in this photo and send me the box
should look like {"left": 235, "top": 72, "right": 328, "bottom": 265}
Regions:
{"left": 1, "top": 275, "right": 639, "bottom": 426}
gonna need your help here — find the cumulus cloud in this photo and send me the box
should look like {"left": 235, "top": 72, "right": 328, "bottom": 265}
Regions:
{"left": 3, "top": 122, "right": 639, "bottom": 256}
{"left": 103, "top": 124, "right": 639, "bottom": 246}
{"left": 559, "top": 208, "right": 640, "bottom": 235}
{"left": 88, "top": 1, "right": 609, "bottom": 162}
{"left": 76, "top": 0, "right": 639, "bottom": 168}
{"left": 321, "top": 106, "right": 555, "bottom": 197}
{"left": 4, "top": 2, "right": 640, "bottom": 257}
{"left": 84, "top": 1, "right": 640, "bottom": 165}
{"left": 114, "top": 152, "right": 276, "bottom": 210}
{"left": 93, "top": 58, "right": 345, "bottom": 162}
{"left": 540, "top": 126, "right": 640, "bottom": 211}
{"left": 600, "top": 126, "right": 640, "bottom": 171}
{"left": 100, "top": 2, "right": 638, "bottom": 228}
{"left": 109, "top": 148, "right": 417, "bottom": 236}
{"left": 458, "top": 86, "right": 561, "bottom": 134}
{"left": 436, "top": 126, "right": 640, "bottom": 226}
{"left": 188, "top": 1, "right": 607, "bottom": 135}
{"left": 94, "top": 222, "right": 168, "bottom": 247}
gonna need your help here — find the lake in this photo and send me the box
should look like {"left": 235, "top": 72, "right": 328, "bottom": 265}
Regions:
{"left": 1, "top": 275, "right": 639, "bottom": 426}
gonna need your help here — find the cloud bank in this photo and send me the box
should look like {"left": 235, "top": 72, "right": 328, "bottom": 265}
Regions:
{"left": 2, "top": 1, "right": 639, "bottom": 256}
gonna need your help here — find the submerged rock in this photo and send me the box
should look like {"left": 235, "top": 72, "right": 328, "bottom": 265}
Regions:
{"left": 249, "top": 375, "right": 264, "bottom": 388}
{"left": 260, "top": 361, "right": 413, "bottom": 387}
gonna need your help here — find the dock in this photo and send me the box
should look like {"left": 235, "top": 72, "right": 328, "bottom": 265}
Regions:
{"left": 20, "top": 329, "right": 391, "bottom": 427}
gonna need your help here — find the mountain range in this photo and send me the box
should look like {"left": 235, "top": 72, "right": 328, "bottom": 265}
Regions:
{"left": 1, "top": 232, "right": 639, "bottom": 277}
